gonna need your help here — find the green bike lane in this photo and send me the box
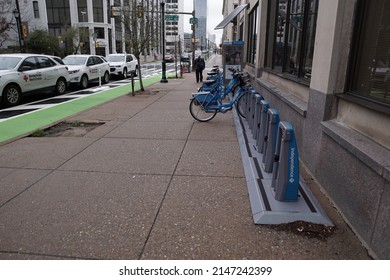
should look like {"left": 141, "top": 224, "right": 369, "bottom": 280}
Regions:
{"left": 0, "top": 75, "right": 164, "bottom": 144}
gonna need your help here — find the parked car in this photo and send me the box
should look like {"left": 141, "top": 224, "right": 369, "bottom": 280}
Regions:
{"left": 50, "top": 55, "right": 66, "bottom": 65}
{"left": 0, "top": 53, "right": 69, "bottom": 107}
{"left": 62, "top": 54, "right": 110, "bottom": 89}
{"left": 106, "top": 53, "right": 138, "bottom": 79}
{"left": 180, "top": 54, "right": 190, "bottom": 62}
{"left": 164, "top": 53, "right": 174, "bottom": 62}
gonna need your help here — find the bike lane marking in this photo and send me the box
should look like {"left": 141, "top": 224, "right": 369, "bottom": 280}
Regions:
{"left": 0, "top": 75, "right": 162, "bottom": 144}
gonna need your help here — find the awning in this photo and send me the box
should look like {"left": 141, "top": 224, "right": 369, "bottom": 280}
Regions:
{"left": 214, "top": 4, "right": 248, "bottom": 30}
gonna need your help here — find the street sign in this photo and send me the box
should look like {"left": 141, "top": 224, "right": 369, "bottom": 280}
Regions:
{"left": 190, "top": 17, "right": 198, "bottom": 25}
{"left": 165, "top": 15, "right": 179, "bottom": 21}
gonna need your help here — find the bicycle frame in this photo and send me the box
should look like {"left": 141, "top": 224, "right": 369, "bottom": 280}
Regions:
{"left": 192, "top": 78, "right": 245, "bottom": 113}
{"left": 198, "top": 67, "right": 241, "bottom": 95}
{"left": 189, "top": 70, "right": 250, "bottom": 122}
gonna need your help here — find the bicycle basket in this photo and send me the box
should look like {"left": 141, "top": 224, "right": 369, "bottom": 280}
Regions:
{"left": 192, "top": 92, "right": 218, "bottom": 106}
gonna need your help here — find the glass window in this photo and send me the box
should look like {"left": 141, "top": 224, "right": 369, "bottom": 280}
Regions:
{"left": 93, "top": 0, "right": 104, "bottom": 23}
{"left": 33, "top": 1, "right": 40, "bottom": 18}
{"left": 265, "top": 0, "right": 318, "bottom": 81}
{"left": 246, "top": 5, "right": 258, "bottom": 64}
{"left": 20, "top": 57, "right": 38, "bottom": 70}
{"left": 46, "top": 0, "right": 70, "bottom": 26}
{"left": 348, "top": 0, "right": 390, "bottom": 106}
{"left": 87, "top": 57, "right": 94, "bottom": 65}
{"left": 94, "top": 27, "right": 104, "bottom": 39}
{"left": 94, "top": 56, "right": 103, "bottom": 64}
{"left": 77, "top": 0, "right": 88, "bottom": 22}
{"left": 36, "top": 56, "right": 55, "bottom": 68}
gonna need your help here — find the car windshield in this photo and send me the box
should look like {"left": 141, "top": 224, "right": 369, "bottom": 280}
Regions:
{"left": 106, "top": 55, "right": 125, "bottom": 62}
{"left": 63, "top": 56, "right": 87, "bottom": 65}
{"left": 0, "top": 57, "right": 22, "bottom": 70}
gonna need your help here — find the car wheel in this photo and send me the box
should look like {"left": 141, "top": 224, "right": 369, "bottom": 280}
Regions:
{"left": 122, "top": 68, "right": 127, "bottom": 79}
{"left": 80, "top": 74, "right": 88, "bottom": 89}
{"left": 55, "top": 78, "right": 67, "bottom": 95}
{"left": 2, "top": 84, "right": 21, "bottom": 107}
{"left": 103, "top": 71, "right": 110, "bottom": 84}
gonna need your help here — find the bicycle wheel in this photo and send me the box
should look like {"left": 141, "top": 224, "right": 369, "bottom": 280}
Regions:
{"left": 236, "top": 92, "right": 248, "bottom": 118}
{"left": 189, "top": 98, "right": 218, "bottom": 122}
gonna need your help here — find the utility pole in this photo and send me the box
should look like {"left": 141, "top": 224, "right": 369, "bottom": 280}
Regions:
{"left": 191, "top": 10, "right": 196, "bottom": 71}
{"left": 13, "top": 0, "right": 25, "bottom": 52}
{"left": 160, "top": 1, "right": 168, "bottom": 83}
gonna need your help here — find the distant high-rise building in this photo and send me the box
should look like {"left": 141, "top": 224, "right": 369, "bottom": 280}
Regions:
{"left": 194, "top": 0, "right": 207, "bottom": 50}
{"left": 165, "top": 0, "right": 184, "bottom": 54}
{"left": 2, "top": 0, "right": 171, "bottom": 58}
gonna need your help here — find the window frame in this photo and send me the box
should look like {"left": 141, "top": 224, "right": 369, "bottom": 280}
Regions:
{"left": 33, "top": 1, "right": 40, "bottom": 18}
{"left": 36, "top": 56, "right": 55, "bottom": 68}
{"left": 93, "top": 0, "right": 104, "bottom": 23}
{"left": 344, "top": 0, "right": 390, "bottom": 112}
{"left": 246, "top": 4, "right": 258, "bottom": 65}
{"left": 264, "top": 0, "right": 318, "bottom": 84}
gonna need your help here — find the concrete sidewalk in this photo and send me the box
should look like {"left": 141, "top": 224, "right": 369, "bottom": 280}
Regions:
{"left": 0, "top": 56, "right": 370, "bottom": 259}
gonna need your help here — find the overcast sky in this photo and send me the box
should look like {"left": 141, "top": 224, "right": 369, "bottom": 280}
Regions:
{"left": 183, "top": 0, "right": 223, "bottom": 44}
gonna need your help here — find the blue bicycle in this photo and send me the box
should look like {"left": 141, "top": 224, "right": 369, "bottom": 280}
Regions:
{"left": 198, "top": 66, "right": 223, "bottom": 93}
{"left": 189, "top": 70, "right": 250, "bottom": 122}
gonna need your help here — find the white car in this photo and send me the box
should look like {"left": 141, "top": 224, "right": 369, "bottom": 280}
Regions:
{"left": 63, "top": 55, "right": 110, "bottom": 89}
{"left": 0, "top": 53, "right": 69, "bottom": 107}
{"left": 106, "top": 53, "right": 138, "bottom": 79}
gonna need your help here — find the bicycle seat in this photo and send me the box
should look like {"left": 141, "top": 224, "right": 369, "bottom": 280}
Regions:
{"left": 202, "top": 79, "right": 217, "bottom": 85}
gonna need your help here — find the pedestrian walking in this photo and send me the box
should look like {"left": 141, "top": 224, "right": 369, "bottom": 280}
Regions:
{"left": 194, "top": 55, "right": 205, "bottom": 83}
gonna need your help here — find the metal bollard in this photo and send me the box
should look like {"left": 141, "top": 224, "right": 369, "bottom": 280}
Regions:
{"left": 262, "top": 109, "right": 280, "bottom": 173}
{"left": 271, "top": 121, "right": 299, "bottom": 201}
{"left": 245, "top": 89, "right": 255, "bottom": 119}
{"left": 252, "top": 94, "right": 263, "bottom": 140}
{"left": 248, "top": 90, "right": 259, "bottom": 130}
{"left": 256, "top": 100, "right": 270, "bottom": 154}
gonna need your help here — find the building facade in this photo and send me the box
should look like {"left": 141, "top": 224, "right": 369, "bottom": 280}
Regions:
{"left": 221, "top": 0, "right": 244, "bottom": 43}
{"left": 3, "top": 0, "right": 186, "bottom": 58}
{"left": 194, "top": 0, "right": 207, "bottom": 50}
{"left": 164, "top": 0, "right": 184, "bottom": 54}
{"left": 226, "top": 0, "right": 390, "bottom": 259}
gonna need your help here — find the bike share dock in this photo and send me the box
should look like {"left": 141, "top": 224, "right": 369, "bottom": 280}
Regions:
{"left": 232, "top": 92, "right": 333, "bottom": 226}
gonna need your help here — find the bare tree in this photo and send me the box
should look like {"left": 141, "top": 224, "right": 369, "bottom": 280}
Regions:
{"left": 0, "top": 2, "right": 16, "bottom": 48}
{"left": 122, "top": 0, "right": 161, "bottom": 91}
{"left": 63, "top": 26, "right": 90, "bottom": 55}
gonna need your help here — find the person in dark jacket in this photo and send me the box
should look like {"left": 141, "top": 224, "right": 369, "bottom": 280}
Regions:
{"left": 194, "top": 55, "right": 205, "bottom": 83}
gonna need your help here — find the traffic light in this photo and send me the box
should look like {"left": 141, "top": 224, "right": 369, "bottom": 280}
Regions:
{"left": 22, "top": 24, "right": 28, "bottom": 38}
{"left": 95, "top": 41, "right": 99, "bottom": 48}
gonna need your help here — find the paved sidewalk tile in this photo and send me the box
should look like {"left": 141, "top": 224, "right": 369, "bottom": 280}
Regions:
{"left": 0, "top": 171, "right": 171, "bottom": 259}
{"left": 0, "top": 137, "right": 96, "bottom": 170}
{"left": 58, "top": 138, "right": 186, "bottom": 175}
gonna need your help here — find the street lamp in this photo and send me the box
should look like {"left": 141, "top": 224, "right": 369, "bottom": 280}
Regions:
{"left": 12, "top": 7, "right": 24, "bottom": 53}
{"left": 160, "top": 0, "right": 168, "bottom": 83}
{"left": 80, "top": 11, "right": 86, "bottom": 22}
